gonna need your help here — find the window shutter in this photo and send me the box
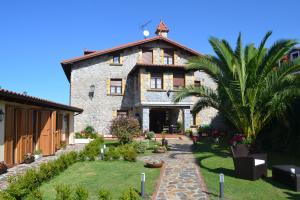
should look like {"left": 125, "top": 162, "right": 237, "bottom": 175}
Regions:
{"left": 120, "top": 53, "right": 123, "bottom": 64}
{"left": 170, "top": 73, "right": 173, "bottom": 90}
{"left": 109, "top": 56, "right": 113, "bottom": 64}
{"left": 112, "top": 110, "right": 117, "bottom": 119}
{"left": 163, "top": 73, "right": 167, "bottom": 90}
{"left": 160, "top": 49, "right": 164, "bottom": 64}
{"left": 106, "top": 79, "right": 110, "bottom": 95}
{"left": 174, "top": 51, "right": 179, "bottom": 65}
{"left": 143, "top": 50, "right": 153, "bottom": 64}
{"left": 122, "top": 79, "right": 126, "bottom": 95}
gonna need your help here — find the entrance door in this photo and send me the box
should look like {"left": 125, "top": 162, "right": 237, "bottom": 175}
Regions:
{"left": 39, "top": 111, "right": 52, "bottom": 156}
{"left": 4, "top": 106, "right": 15, "bottom": 166}
{"left": 15, "top": 109, "right": 27, "bottom": 164}
{"left": 149, "top": 110, "right": 166, "bottom": 133}
{"left": 27, "top": 110, "right": 34, "bottom": 154}
{"left": 54, "top": 113, "right": 63, "bottom": 150}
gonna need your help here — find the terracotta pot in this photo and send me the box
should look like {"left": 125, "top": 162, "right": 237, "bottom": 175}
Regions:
{"left": 144, "top": 161, "right": 164, "bottom": 168}
{"left": 24, "top": 157, "right": 35, "bottom": 164}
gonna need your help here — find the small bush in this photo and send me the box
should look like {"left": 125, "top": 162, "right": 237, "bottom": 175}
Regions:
{"left": 73, "top": 185, "right": 89, "bottom": 200}
{"left": 98, "top": 188, "right": 112, "bottom": 200}
{"left": 119, "top": 187, "right": 141, "bottom": 200}
{"left": 55, "top": 184, "right": 72, "bottom": 200}
{"left": 121, "top": 145, "right": 137, "bottom": 162}
{"left": 0, "top": 191, "right": 16, "bottom": 200}
{"left": 110, "top": 117, "right": 140, "bottom": 144}
{"left": 81, "top": 137, "right": 104, "bottom": 160}
{"left": 145, "top": 131, "right": 155, "bottom": 140}
{"left": 24, "top": 189, "right": 43, "bottom": 200}
{"left": 104, "top": 147, "right": 121, "bottom": 161}
{"left": 132, "top": 142, "right": 146, "bottom": 154}
{"left": 75, "top": 125, "right": 98, "bottom": 139}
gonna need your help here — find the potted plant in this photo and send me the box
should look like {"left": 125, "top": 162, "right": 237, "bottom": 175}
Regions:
{"left": 0, "top": 162, "right": 8, "bottom": 174}
{"left": 153, "top": 145, "right": 167, "bottom": 153}
{"left": 24, "top": 153, "right": 35, "bottom": 164}
{"left": 34, "top": 149, "right": 43, "bottom": 160}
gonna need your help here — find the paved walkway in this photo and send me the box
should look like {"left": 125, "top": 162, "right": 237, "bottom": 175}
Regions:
{"left": 0, "top": 144, "right": 85, "bottom": 189}
{"left": 139, "top": 137, "right": 207, "bottom": 200}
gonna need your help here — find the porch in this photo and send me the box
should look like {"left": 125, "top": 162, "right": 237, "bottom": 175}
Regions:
{"left": 140, "top": 106, "right": 192, "bottom": 133}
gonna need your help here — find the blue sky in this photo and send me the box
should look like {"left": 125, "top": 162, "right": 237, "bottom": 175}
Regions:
{"left": 0, "top": 0, "right": 299, "bottom": 104}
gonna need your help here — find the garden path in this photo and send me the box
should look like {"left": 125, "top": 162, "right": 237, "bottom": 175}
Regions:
{"left": 139, "top": 136, "right": 208, "bottom": 200}
{"left": 0, "top": 144, "right": 85, "bottom": 190}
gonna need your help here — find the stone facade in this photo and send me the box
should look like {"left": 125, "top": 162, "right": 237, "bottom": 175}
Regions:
{"left": 70, "top": 40, "right": 219, "bottom": 135}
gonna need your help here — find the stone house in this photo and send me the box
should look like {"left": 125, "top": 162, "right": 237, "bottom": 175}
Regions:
{"left": 61, "top": 21, "right": 218, "bottom": 135}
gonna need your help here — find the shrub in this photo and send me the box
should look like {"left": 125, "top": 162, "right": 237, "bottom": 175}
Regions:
{"left": 104, "top": 147, "right": 121, "bottom": 161}
{"left": 185, "top": 129, "right": 193, "bottom": 136}
{"left": 76, "top": 125, "right": 98, "bottom": 139}
{"left": 120, "top": 145, "right": 137, "bottom": 162}
{"left": 119, "top": 187, "right": 141, "bottom": 200}
{"left": 132, "top": 142, "right": 146, "bottom": 154}
{"left": 97, "top": 188, "right": 112, "bottom": 200}
{"left": 0, "top": 191, "right": 15, "bottom": 200}
{"left": 24, "top": 189, "right": 43, "bottom": 200}
{"left": 6, "top": 169, "right": 40, "bottom": 199}
{"left": 145, "top": 131, "right": 155, "bottom": 140}
{"left": 55, "top": 184, "right": 72, "bottom": 200}
{"left": 73, "top": 185, "right": 89, "bottom": 200}
{"left": 81, "top": 137, "right": 104, "bottom": 160}
{"left": 110, "top": 117, "right": 140, "bottom": 144}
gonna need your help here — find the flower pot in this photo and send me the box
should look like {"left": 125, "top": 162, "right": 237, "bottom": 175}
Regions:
{"left": 24, "top": 157, "right": 35, "bottom": 164}
{"left": 0, "top": 163, "right": 8, "bottom": 175}
{"left": 144, "top": 161, "right": 164, "bottom": 168}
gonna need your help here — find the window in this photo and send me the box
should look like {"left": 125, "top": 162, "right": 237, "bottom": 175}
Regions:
{"left": 291, "top": 51, "right": 299, "bottom": 60}
{"left": 163, "top": 50, "right": 174, "bottom": 65}
{"left": 194, "top": 80, "right": 201, "bottom": 87}
{"left": 143, "top": 49, "right": 153, "bottom": 64}
{"left": 113, "top": 54, "right": 120, "bottom": 64}
{"left": 110, "top": 79, "right": 122, "bottom": 94}
{"left": 150, "top": 73, "right": 163, "bottom": 89}
{"left": 117, "top": 110, "right": 128, "bottom": 117}
{"left": 173, "top": 73, "right": 185, "bottom": 89}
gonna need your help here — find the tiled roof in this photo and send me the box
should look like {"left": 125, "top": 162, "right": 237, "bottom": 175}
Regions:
{"left": 61, "top": 36, "right": 201, "bottom": 81}
{"left": 0, "top": 89, "right": 83, "bottom": 112}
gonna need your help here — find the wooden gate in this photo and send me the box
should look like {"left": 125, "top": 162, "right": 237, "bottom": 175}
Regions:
{"left": 4, "top": 106, "right": 15, "bottom": 166}
{"left": 39, "top": 111, "right": 52, "bottom": 156}
{"left": 55, "top": 114, "right": 63, "bottom": 150}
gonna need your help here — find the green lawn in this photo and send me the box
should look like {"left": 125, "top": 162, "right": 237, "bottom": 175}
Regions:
{"left": 193, "top": 139, "right": 300, "bottom": 200}
{"left": 39, "top": 161, "right": 160, "bottom": 200}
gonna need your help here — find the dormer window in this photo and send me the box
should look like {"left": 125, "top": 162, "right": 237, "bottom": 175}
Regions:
{"left": 164, "top": 50, "right": 174, "bottom": 65}
{"left": 113, "top": 54, "right": 121, "bottom": 64}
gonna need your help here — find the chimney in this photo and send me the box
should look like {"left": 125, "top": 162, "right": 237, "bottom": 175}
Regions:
{"left": 155, "top": 20, "right": 169, "bottom": 38}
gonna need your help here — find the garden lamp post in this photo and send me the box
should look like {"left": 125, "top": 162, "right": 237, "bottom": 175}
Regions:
{"left": 141, "top": 172, "right": 145, "bottom": 197}
{"left": 219, "top": 173, "right": 224, "bottom": 198}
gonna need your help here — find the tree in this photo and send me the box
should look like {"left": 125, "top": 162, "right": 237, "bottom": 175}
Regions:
{"left": 174, "top": 32, "right": 300, "bottom": 142}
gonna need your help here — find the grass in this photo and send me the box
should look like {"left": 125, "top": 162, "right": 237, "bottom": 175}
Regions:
{"left": 193, "top": 138, "right": 300, "bottom": 200}
{"left": 39, "top": 161, "right": 160, "bottom": 200}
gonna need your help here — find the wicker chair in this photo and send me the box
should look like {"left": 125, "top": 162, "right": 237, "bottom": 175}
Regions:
{"left": 231, "top": 144, "right": 267, "bottom": 180}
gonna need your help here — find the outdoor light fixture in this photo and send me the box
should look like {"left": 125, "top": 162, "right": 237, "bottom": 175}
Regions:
{"left": 219, "top": 173, "right": 224, "bottom": 198}
{"left": 166, "top": 89, "right": 171, "bottom": 97}
{"left": 0, "top": 109, "right": 4, "bottom": 122}
{"left": 89, "top": 85, "right": 95, "bottom": 99}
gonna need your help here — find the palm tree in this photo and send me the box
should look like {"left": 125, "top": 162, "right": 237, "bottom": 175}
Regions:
{"left": 174, "top": 32, "right": 300, "bottom": 142}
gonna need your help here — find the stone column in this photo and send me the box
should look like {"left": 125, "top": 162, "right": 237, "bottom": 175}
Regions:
{"left": 183, "top": 108, "right": 192, "bottom": 131}
{"left": 142, "top": 107, "right": 150, "bottom": 132}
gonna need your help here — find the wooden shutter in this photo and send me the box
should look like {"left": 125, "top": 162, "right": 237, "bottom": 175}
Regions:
{"left": 163, "top": 73, "right": 167, "bottom": 90}
{"left": 143, "top": 50, "right": 153, "bottom": 64}
{"left": 160, "top": 49, "right": 164, "bottom": 64}
{"left": 122, "top": 79, "right": 126, "bottom": 95}
{"left": 120, "top": 53, "right": 123, "bottom": 64}
{"left": 173, "top": 73, "right": 185, "bottom": 88}
{"left": 106, "top": 79, "right": 111, "bottom": 95}
{"left": 4, "top": 106, "right": 15, "bottom": 166}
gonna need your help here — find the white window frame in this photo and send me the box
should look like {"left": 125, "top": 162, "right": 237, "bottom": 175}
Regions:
{"left": 291, "top": 51, "right": 300, "bottom": 60}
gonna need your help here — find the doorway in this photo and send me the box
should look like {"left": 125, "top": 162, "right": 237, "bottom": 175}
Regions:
{"left": 149, "top": 109, "right": 167, "bottom": 133}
